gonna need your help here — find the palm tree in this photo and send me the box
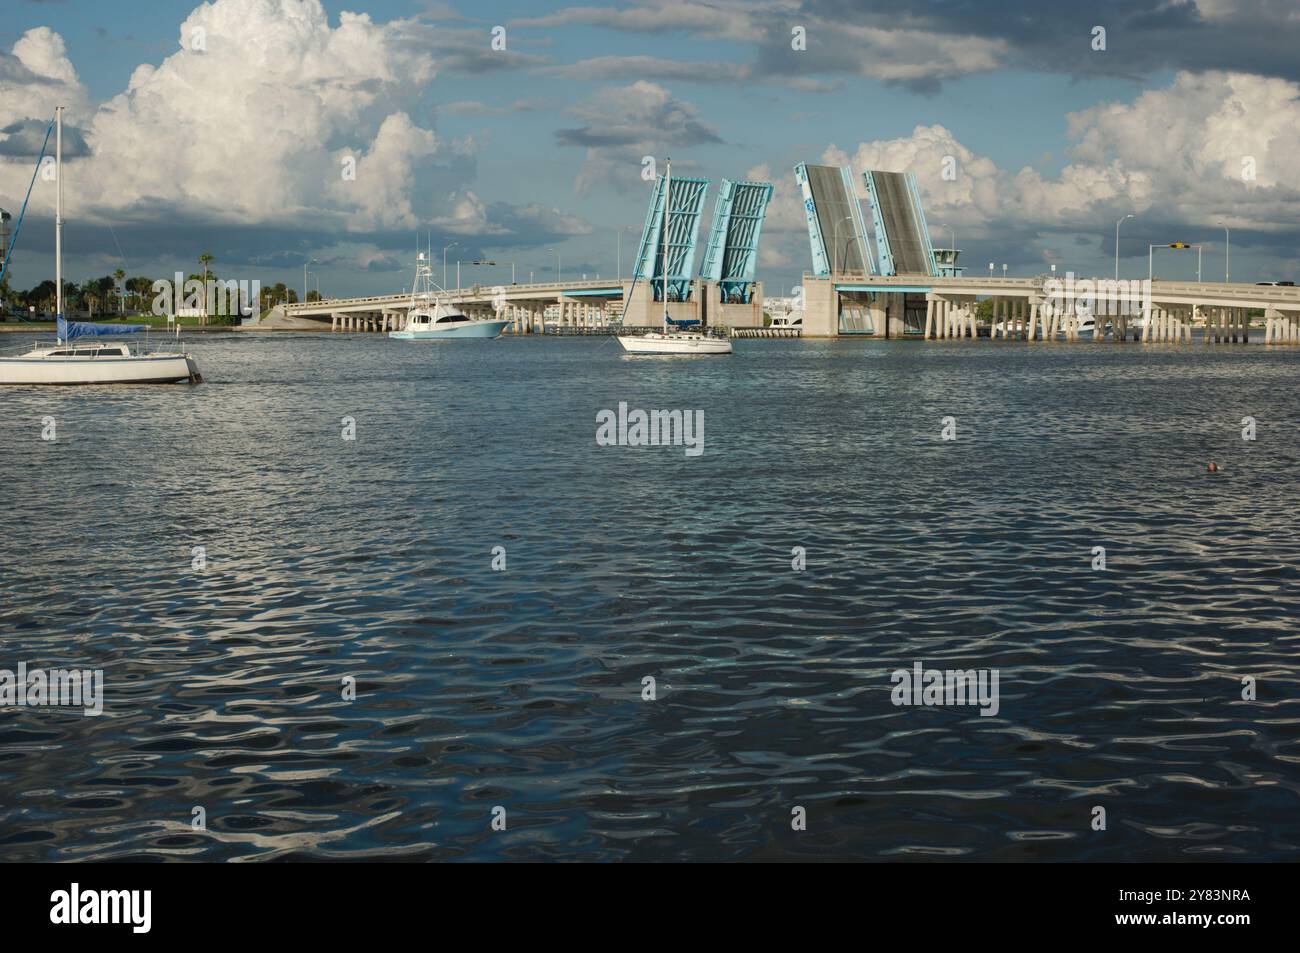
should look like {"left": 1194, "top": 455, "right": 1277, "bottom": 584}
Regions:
{"left": 113, "top": 268, "right": 126, "bottom": 315}
{"left": 198, "top": 252, "right": 214, "bottom": 325}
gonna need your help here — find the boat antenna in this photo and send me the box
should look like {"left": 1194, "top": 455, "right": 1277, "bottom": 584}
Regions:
{"left": 55, "top": 105, "right": 63, "bottom": 343}
{"left": 662, "top": 157, "right": 670, "bottom": 332}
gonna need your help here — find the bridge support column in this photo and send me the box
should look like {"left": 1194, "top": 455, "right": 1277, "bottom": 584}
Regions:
{"left": 924, "top": 298, "right": 935, "bottom": 339}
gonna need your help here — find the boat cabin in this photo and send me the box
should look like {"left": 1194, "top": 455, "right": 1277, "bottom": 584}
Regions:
{"left": 409, "top": 309, "right": 471, "bottom": 328}
{"left": 42, "top": 343, "right": 131, "bottom": 357}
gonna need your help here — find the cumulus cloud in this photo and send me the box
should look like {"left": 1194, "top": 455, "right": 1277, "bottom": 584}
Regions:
{"left": 0, "top": 0, "right": 592, "bottom": 287}
{"left": 0, "top": 26, "right": 89, "bottom": 148}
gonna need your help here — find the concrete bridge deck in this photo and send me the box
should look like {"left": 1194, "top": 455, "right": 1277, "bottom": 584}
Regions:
{"left": 800, "top": 273, "right": 1300, "bottom": 343}
{"left": 262, "top": 271, "right": 1300, "bottom": 343}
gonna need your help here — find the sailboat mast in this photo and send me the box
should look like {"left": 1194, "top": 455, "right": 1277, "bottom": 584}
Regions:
{"left": 662, "top": 157, "right": 670, "bottom": 330}
{"left": 55, "top": 105, "right": 63, "bottom": 332}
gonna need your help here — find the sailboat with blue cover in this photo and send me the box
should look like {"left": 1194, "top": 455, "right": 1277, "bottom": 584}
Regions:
{"left": 617, "top": 158, "right": 732, "bottom": 355}
{"left": 0, "top": 107, "right": 201, "bottom": 385}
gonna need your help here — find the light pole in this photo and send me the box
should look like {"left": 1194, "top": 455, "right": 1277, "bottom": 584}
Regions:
{"left": 442, "top": 242, "right": 458, "bottom": 288}
{"left": 545, "top": 247, "right": 561, "bottom": 283}
{"left": 831, "top": 215, "right": 853, "bottom": 274}
{"left": 1148, "top": 243, "right": 1203, "bottom": 282}
{"left": 1002, "top": 263, "right": 1008, "bottom": 278}
{"left": 1216, "top": 221, "right": 1230, "bottom": 282}
{"left": 988, "top": 262, "right": 994, "bottom": 278}
{"left": 1115, "top": 214, "right": 1133, "bottom": 280}
{"left": 303, "top": 258, "right": 316, "bottom": 304}
{"left": 473, "top": 259, "right": 512, "bottom": 284}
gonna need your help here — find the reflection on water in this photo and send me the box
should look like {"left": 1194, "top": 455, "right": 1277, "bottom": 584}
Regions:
{"left": 1, "top": 331, "right": 1298, "bottom": 861}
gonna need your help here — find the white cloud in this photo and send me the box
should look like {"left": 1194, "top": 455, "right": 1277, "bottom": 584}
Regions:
{"left": 0, "top": 1, "right": 444, "bottom": 233}
{"left": 826, "top": 71, "right": 1300, "bottom": 242}
{"left": 0, "top": 0, "right": 597, "bottom": 281}
{"left": 0, "top": 27, "right": 88, "bottom": 132}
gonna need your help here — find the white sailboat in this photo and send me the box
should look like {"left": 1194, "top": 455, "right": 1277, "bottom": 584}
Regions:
{"left": 617, "top": 158, "right": 732, "bottom": 355}
{"left": 0, "top": 106, "right": 201, "bottom": 386}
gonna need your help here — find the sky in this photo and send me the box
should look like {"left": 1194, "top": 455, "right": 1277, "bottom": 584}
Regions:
{"left": 2, "top": 0, "right": 1300, "bottom": 299}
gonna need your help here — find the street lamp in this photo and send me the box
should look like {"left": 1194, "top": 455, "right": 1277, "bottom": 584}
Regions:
{"left": 1216, "top": 221, "right": 1230, "bottom": 283}
{"left": 545, "top": 247, "right": 561, "bottom": 283}
{"left": 442, "top": 242, "right": 459, "bottom": 288}
{"left": 988, "top": 262, "right": 994, "bottom": 278}
{"left": 303, "top": 258, "right": 316, "bottom": 304}
{"left": 1002, "top": 263, "right": 1008, "bottom": 278}
{"left": 473, "top": 259, "right": 515, "bottom": 284}
{"left": 1149, "top": 242, "right": 1203, "bottom": 282}
{"left": 831, "top": 215, "right": 854, "bottom": 274}
{"left": 1115, "top": 214, "right": 1134, "bottom": 280}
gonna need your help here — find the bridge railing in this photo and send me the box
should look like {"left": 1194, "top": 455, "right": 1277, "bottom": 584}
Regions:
{"left": 284, "top": 278, "right": 629, "bottom": 314}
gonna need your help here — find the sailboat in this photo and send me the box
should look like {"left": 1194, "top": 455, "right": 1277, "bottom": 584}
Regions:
{"left": 0, "top": 106, "right": 201, "bottom": 386}
{"left": 389, "top": 249, "right": 509, "bottom": 340}
{"left": 616, "top": 158, "right": 732, "bottom": 355}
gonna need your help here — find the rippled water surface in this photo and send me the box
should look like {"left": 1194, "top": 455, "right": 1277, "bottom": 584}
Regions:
{"left": 2, "top": 331, "right": 1298, "bottom": 861}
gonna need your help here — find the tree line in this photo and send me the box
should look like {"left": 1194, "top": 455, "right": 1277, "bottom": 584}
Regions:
{"left": 1, "top": 271, "right": 309, "bottom": 322}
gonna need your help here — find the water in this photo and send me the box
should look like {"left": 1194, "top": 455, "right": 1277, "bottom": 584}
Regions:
{"left": 2, "top": 331, "right": 1298, "bottom": 861}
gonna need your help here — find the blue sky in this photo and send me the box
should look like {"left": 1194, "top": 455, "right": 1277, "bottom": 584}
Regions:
{"left": 3, "top": 0, "right": 1299, "bottom": 298}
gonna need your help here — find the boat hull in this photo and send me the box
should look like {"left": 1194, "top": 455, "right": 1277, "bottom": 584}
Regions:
{"left": 617, "top": 333, "right": 732, "bottom": 355}
{"left": 0, "top": 353, "right": 200, "bottom": 385}
{"left": 389, "top": 320, "right": 509, "bottom": 340}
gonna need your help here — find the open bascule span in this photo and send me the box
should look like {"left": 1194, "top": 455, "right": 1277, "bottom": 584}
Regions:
{"left": 271, "top": 169, "right": 775, "bottom": 337}
{"left": 794, "top": 161, "right": 1300, "bottom": 342}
